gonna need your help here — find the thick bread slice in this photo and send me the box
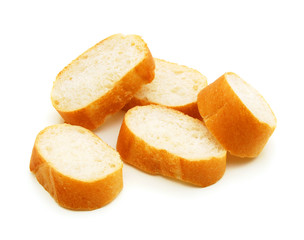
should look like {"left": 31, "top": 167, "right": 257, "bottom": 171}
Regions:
{"left": 30, "top": 124, "right": 123, "bottom": 210}
{"left": 123, "top": 58, "right": 207, "bottom": 118}
{"left": 116, "top": 105, "right": 226, "bottom": 187}
{"left": 51, "top": 34, "right": 155, "bottom": 130}
{"left": 197, "top": 72, "right": 277, "bottom": 158}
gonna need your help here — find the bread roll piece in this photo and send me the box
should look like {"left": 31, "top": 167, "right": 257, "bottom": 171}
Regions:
{"left": 123, "top": 58, "right": 207, "bottom": 118}
{"left": 51, "top": 34, "right": 155, "bottom": 130}
{"left": 30, "top": 124, "right": 123, "bottom": 210}
{"left": 197, "top": 72, "right": 277, "bottom": 158}
{"left": 116, "top": 105, "right": 226, "bottom": 187}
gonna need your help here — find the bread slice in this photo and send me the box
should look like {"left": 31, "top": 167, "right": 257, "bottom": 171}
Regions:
{"left": 123, "top": 58, "right": 207, "bottom": 118}
{"left": 197, "top": 72, "right": 277, "bottom": 158}
{"left": 30, "top": 124, "right": 123, "bottom": 210}
{"left": 51, "top": 34, "right": 155, "bottom": 130}
{"left": 116, "top": 105, "right": 226, "bottom": 187}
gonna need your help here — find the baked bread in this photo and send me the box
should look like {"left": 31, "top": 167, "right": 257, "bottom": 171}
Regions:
{"left": 116, "top": 105, "right": 226, "bottom": 187}
{"left": 30, "top": 124, "right": 123, "bottom": 210}
{"left": 197, "top": 72, "right": 277, "bottom": 158}
{"left": 123, "top": 58, "right": 207, "bottom": 118}
{"left": 51, "top": 34, "right": 155, "bottom": 130}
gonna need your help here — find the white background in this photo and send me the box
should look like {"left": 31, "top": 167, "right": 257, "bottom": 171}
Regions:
{"left": 1, "top": 0, "right": 303, "bottom": 239}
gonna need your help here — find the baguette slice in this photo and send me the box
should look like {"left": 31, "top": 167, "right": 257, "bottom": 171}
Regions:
{"left": 30, "top": 124, "right": 123, "bottom": 210}
{"left": 197, "top": 72, "right": 277, "bottom": 158}
{"left": 116, "top": 105, "right": 226, "bottom": 187}
{"left": 51, "top": 34, "right": 155, "bottom": 130}
{"left": 123, "top": 58, "right": 207, "bottom": 118}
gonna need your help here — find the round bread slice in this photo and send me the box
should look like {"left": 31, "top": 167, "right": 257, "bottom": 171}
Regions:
{"left": 123, "top": 58, "right": 207, "bottom": 118}
{"left": 116, "top": 105, "right": 226, "bottom": 187}
{"left": 197, "top": 72, "right": 277, "bottom": 158}
{"left": 51, "top": 34, "right": 155, "bottom": 130}
{"left": 30, "top": 124, "right": 123, "bottom": 210}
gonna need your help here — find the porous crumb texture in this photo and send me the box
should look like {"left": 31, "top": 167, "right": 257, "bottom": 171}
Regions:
{"left": 126, "top": 105, "right": 225, "bottom": 160}
{"left": 226, "top": 73, "right": 276, "bottom": 127}
{"left": 37, "top": 124, "right": 122, "bottom": 181}
{"left": 51, "top": 34, "right": 147, "bottom": 111}
{"left": 134, "top": 58, "right": 208, "bottom": 106}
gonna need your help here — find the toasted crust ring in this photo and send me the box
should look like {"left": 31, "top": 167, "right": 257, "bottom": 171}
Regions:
{"left": 116, "top": 118, "right": 226, "bottom": 187}
{"left": 52, "top": 34, "right": 155, "bottom": 130}
{"left": 197, "top": 72, "right": 276, "bottom": 158}
{"left": 123, "top": 98, "right": 201, "bottom": 119}
{"left": 30, "top": 127, "right": 123, "bottom": 211}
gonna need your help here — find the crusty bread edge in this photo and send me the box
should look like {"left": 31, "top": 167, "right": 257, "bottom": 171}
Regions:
{"left": 52, "top": 34, "right": 155, "bottom": 130}
{"left": 123, "top": 98, "right": 202, "bottom": 119}
{"left": 197, "top": 72, "right": 277, "bottom": 158}
{"left": 30, "top": 125, "right": 123, "bottom": 211}
{"left": 116, "top": 112, "right": 226, "bottom": 187}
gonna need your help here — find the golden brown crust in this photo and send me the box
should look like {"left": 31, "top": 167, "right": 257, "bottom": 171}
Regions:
{"left": 116, "top": 118, "right": 226, "bottom": 187}
{"left": 197, "top": 72, "right": 276, "bottom": 158}
{"left": 52, "top": 35, "right": 155, "bottom": 130}
{"left": 30, "top": 129, "right": 123, "bottom": 211}
{"left": 123, "top": 99, "right": 201, "bottom": 119}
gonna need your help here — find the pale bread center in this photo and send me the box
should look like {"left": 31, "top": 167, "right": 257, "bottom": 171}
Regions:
{"left": 37, "top": 124, "right": 122, "bottom": 181}
{"left": 226, "top": 73, "right": 276, "bottom": 127}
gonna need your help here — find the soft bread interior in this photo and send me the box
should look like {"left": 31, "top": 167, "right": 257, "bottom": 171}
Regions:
{"left": 52, "top": 34, "right": 147, "bottom": 111}
{"left": 37, "top": 124, "right": 122, "bottom": 181}
{"left": 134, "top": 59, "right": 207, "bottom": 106}
{"left": 126, "top": 105, "right": 225, "bottom": 160}
{"left": 226, "top": 73, "right": 276, "bottom": 127}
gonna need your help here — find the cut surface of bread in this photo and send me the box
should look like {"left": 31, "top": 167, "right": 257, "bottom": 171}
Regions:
{"left": 123, "top": 58, "right": 207, "bottom": 118}
{"left": 197, "top": 72, "right": 277, "bottom": 158}
{"left": 226, "top": 73, "right": 276, "bottom": 126}
{"left": 116, "top": 105, "right": 226, "bottom": 187}
{"left": 51, "top": 34, "right": 155, "bottom": 130}
{"left": 30, "top": 124, "right": 123, "bottom": 210}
